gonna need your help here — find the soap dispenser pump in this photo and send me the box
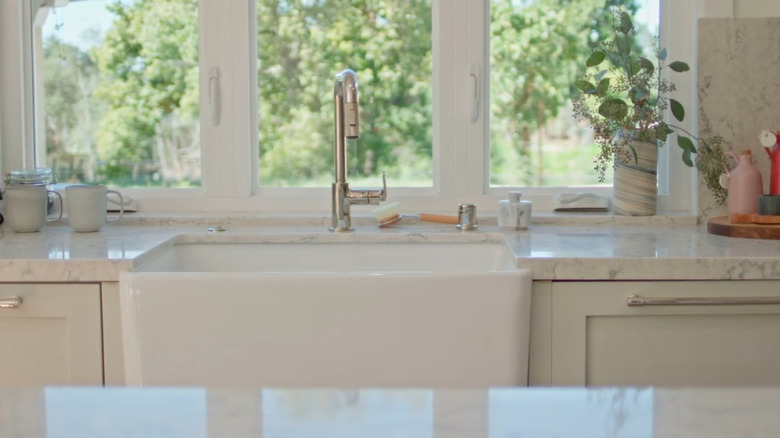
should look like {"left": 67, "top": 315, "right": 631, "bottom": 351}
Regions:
{"left": 498, "top": 191, "right": 531, "bottom": 230}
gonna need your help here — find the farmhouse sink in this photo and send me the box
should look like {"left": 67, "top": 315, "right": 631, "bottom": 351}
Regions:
{"left": 120, "top": 234, "right": 532, "bottom": 388}
{"left": 133, "top": 239, "right": 517, "bottom": 273}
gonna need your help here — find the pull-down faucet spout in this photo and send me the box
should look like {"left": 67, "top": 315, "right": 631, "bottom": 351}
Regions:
{"left": 330, "top": 69, "right": 387, "bottom": 232}
{"left": 334, "top": 69, "right": 359, "bottom": 185}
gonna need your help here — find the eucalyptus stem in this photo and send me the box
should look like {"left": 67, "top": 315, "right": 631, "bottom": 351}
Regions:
{"left": 665, "top": 123, "right": 697, "bottom": 139}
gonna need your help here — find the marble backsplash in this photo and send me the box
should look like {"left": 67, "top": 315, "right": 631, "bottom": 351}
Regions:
{"left": 698, "top": 18, "right": 780, "bottom": 220}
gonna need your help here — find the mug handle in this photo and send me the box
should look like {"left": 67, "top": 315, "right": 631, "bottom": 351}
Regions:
{"left": 106, "top": 190, "right": 124, "bottom": 222}
{"left": 722, "top": 151, "right": 738, "bottom": 176}
{"left": 46, "top": 191, "right": 63, "bottom": 222}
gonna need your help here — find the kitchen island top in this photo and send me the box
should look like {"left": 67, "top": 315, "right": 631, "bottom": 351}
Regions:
{"left": 1, "top": 386, "right": 777, "bottom": 438}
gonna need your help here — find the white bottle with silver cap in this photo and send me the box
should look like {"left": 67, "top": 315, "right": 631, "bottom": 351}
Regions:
{"left": 498, "top": 191, "right": 531, "bottom": 230}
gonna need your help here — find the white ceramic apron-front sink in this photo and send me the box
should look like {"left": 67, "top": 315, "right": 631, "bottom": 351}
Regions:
{"left": 120, "top": 234, "right": 532, "bottom": 388}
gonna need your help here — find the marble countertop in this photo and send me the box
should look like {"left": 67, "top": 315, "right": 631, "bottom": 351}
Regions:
{"left": 1, "top": 386, "right": 778, "bottom": 437}
{"left": 0, "top": 215, "right": 779, "bottom": 282}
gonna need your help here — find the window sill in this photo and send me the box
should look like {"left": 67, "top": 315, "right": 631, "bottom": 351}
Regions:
{"left": 104, "top": 210, "right": 697, "bottom": 228}
{"left": 54, "top": 185, "right": 696, "bottom": 226}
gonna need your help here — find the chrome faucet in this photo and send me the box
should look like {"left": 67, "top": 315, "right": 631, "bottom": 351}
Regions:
{"left": 330, "top": 69, "right": 387, "bottom": 231}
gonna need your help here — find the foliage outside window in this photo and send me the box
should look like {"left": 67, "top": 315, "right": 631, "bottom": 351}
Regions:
{"left": 37, "top": 0, "right": 657, "bottom": 191}
{"left": 256, "top": 0, "right": 433, "bottom": 188}
{"left": 41, "top": 0, "right": 199, "bottom": 187}
{"left": 489, "top": 0, "right": 655, "bottom": 187}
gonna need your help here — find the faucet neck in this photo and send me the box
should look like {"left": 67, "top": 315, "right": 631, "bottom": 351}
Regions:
{"left": 334, "top": 94, "right": 347, "bottom": 183}
{"left": 333, "top": 69, "right": 359, "bottom": 184}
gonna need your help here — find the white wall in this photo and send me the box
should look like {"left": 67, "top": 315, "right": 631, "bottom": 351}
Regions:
{"left": 735, "top": 0, "right": 780, "bottom": 17}
{"left": 701, "top": 0, "right": 780, "bottom": 17}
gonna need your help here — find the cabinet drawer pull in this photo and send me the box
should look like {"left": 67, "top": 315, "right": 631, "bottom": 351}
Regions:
{"left": 627, "top": 294, "right": 780, "bottom": 307}
{"left": 0, "top": 296, "right": 22, "bottom": 309}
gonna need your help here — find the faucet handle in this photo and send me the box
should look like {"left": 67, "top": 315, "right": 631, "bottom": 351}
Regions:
{"left": 366, "top": 171, "right": 387, "bottom": 205}
{"left": 346, "top": 171, "right": 387, "bottom": 205}
{"left": 377, "top": 171, "right": 387, "bottom": 202}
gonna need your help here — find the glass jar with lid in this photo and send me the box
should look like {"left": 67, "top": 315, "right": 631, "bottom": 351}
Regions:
{"left": 5, "top": 167, "right": 57, "bottom": 187}
{"left": 4, "top": 167, "right": 58, "bottom": 213}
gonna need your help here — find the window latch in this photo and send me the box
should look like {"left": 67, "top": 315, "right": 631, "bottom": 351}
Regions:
{"left": 209, "top": 67, "right": 220, "bottom": 126}
{"left": 469, "top": 64, "right": 480, "bottom": 123}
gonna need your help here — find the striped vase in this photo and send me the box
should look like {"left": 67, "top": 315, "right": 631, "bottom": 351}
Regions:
{"left": 612, "top": 139, "right": 658, "bottom": 216}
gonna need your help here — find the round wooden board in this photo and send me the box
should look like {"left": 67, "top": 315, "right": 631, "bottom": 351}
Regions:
{"left": 707, "top": 216, "right": 780, "bottom": 239}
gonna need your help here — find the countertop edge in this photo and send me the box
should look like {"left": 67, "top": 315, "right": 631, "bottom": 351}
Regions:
{"left": 0, "top": 223, "right": 778, "bottom": 282}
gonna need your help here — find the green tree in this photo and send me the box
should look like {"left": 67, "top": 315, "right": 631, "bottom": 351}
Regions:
{"left": 489, "top": 0, "right": 642, "bottom": 186}
{"left": 43, "top": 36, "right": 103, "bottom": 182}
{"left": 92, "top": 0, "right": 199, "bottom": 186}
{"left": 257, "top": 0, "right": 433, "bottom": 186}
{"left": 52, "top": 0, "right": 648, "bottom": 189}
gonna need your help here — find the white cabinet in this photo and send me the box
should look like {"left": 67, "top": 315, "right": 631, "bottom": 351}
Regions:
{"left": 0, "top": 283, "right": 103, "bottom": 386}
{"left": 100, "top": 282, "right": 126, "bottom": 386}
{"left": 538, "top": 281, "right": 780, "bottom": 387}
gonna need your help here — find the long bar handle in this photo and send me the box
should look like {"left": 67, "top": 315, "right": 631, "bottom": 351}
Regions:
{"left": 0, "top": 296, "right": 22, "bottom": 309}
{"left": 627, "top": 293, "right": 780, "bottom": 307}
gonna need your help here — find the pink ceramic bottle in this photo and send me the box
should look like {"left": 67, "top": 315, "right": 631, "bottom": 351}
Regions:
{"left": 723, "top": 149, "right": 764, "bottom": 215}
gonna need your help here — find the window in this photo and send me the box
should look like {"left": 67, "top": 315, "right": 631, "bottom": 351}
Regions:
{"left": 3, "top": 0, "right": 697, "bottom": 213}
{"left": 256, "top": 1, "right": 434, "bottom": 188}
{"left": 489, "top": 0, "right": 660, "bottom": 188}
{"left": 34, "top": 0, "right": 200, "bottom": 187}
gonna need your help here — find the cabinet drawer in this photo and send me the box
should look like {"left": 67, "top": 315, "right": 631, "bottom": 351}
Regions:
{"left": 551, "top": 281, "right": 780, "bottom": 387}
{"left": 0, "top": 283, "right": 103, "bottom": 386}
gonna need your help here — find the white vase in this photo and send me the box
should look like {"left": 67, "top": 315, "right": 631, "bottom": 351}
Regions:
{"left": 612, "top": 139, "right": 657, "bottom": 216}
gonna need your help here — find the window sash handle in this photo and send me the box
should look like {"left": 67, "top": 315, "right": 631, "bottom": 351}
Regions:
{"left": 469, "top": 64, "right": 480, "bottom": 123}
{"left": 209, "top": 67, "right": 220, "bottom": 126}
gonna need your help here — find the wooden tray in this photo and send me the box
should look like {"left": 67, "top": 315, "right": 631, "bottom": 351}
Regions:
{"left": 707, "top": 216, "right": 780, "bottom": 239}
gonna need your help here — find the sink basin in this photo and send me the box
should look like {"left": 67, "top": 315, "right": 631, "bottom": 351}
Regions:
{"left": 134, "top": 240, "right": 517, "bottom": 273}
{"left": 121, "top": 234, "right": 532, "bottom": 388}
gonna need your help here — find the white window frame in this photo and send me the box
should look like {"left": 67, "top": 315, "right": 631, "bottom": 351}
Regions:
{"left": 1, "top": 0, "right": 700, "bottom": 215}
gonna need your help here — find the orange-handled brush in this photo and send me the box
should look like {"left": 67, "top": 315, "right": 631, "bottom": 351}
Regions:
{"left": 371, "top": 202, "right": 459, "bottom": 227}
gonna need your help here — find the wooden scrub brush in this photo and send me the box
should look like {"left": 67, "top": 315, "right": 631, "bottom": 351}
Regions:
{"left": 371, "top": 202, "right": 458, "bottom": 227}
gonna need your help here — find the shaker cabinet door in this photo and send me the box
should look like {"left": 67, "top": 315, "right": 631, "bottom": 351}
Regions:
{"left": 551, "top": 281, "right": 780, "bottom": 387}
{"left": 0, "top": 284, "right": 102, "bottom": 386}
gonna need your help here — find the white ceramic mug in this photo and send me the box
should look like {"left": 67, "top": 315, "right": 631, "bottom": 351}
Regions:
{"left": 66, "top": 185, "right": 124, "bottom": 232}
{"left": 3, "top": 185, "right": 63, "bottom": 232}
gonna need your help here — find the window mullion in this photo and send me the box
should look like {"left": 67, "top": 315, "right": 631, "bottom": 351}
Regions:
{"left": 468, "top": 0, "right": 489, "bottom": 195}
{"left": 200, "top": 0, "right": 256, "bottom": 197}
{"left": 658, "top": 0, "right": 697, "bottom": 213}
{"left": 434, "top": 0, "right": 487, "bottom": 197}
{"left": 432, "top": 0, "right": 456, "bottom": 196}
{"left": 0, "top": 0, "right": 35, "bottom": 174}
